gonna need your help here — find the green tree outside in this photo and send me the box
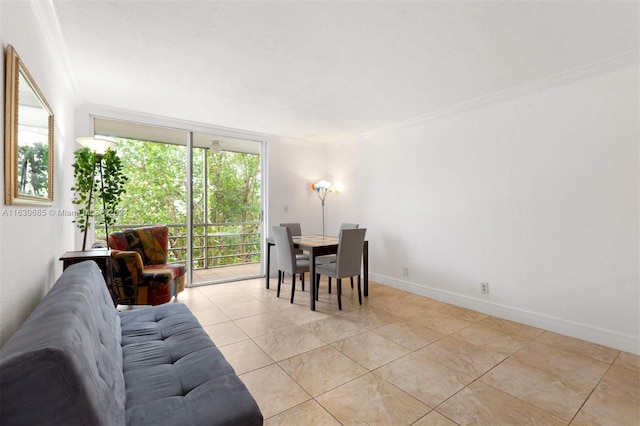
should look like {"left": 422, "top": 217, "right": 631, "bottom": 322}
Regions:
{"left": 102, "top": 138, "right": 261, "bottom": 269}
{"left": 17, "top": 143, "right": 49, "bottom": 196}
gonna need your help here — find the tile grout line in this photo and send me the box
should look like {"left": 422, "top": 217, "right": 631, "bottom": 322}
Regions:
{"left": 565, "top": 350, "right": 621, "bottom": 425}
{"left": 190, "top": 279, "right": 637, "bottom": 425}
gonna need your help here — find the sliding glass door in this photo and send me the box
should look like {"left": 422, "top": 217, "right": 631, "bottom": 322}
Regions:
{"left": 190, "top": 133, "right": 263, "bottom": 284}
{"left": 93, "top": 117, "right": 263, "bottom": 286}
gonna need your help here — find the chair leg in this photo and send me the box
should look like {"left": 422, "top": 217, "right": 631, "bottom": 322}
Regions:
{"left": 328, "top": 277, "right": 332, "bottom": 294}
{"left": 277, "top": 270, "right": 282, "bottom": 297}
{"left": 350, "top": 276, "right": 354, "bottom": 289}
{"left": 291, "top": 274, "right": 296, "bottom": 304}
{"left": 301, "top": 272, "right": 305, "bottom": 292}
{"left": 316, "top": 274, "right": 320, "bottom": 301}
{"left": 357, "top": 275, "right": 362, "bottom": 305}
{"left": 337, "top": 279, "right": 342, "bottom": 310}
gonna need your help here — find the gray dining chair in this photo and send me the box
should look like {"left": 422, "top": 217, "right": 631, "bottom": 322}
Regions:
{"left": 272, "top": 225, "right": 310, "bottom": 304}
{"left": 317, "top": 222, "right": 359, "bottom": 292}
{"left": 315, "top": 228, "right": 366, "bottom": 310}
{"left": 279, "top": 223, "right": 309, "bottom": 259}
{"left": 279, "top": 222, "right": 309, "bottom": 289}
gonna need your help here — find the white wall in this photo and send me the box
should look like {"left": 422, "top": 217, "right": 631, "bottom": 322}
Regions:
{"left": 262, "top": 137, "right": 327, "bottom": 276}
{"left": 0, "top": 1, "right": 77, "bottom": 346}
{"left": 266, "top": 138, "right": 327, "bottom": 236}
{"left": 330, "top": 61, "right": 639, "bottom": 353}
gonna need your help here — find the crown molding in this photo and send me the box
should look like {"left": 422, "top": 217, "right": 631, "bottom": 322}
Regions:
{"left": 359, "top": 50, "right": 639, "bottom": 141}
{"left": 30, "top": 0, "right": 80, "bottom": 100}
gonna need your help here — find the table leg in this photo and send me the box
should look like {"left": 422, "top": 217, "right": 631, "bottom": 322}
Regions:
{"left": 363, "top": 241, "right": 369, "bottom": 297}
{"left": 310, "top": 247, "right": 316, "bottom": 311}
{"left": 266, "top": 242, "right": 273, "bottom": 289}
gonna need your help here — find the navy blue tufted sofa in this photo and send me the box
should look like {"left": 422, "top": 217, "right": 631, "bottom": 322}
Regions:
{"left": 0, "top": 261, "right": 263, "bottom": 425}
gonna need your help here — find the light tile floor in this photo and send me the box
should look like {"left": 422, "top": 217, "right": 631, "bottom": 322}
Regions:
{"left": 173, "top": 276, "right": 639, "bottom": 425}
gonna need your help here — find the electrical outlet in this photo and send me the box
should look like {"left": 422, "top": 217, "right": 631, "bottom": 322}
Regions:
{"left": 480, "top": 282, "right": 489, "bottom": 294}
{"left": 283, "top": 205, "right": 288, "bottom": 213}
{"left": 403, "top": 267, "right": 409, "bottom": 277}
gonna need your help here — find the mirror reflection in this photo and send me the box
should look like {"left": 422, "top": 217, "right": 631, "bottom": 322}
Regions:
{"left": 17, "top": 72, "right": 51, "bottom": 198}
{"left": 4, "top": 44, "right": 54, "bottom": 205}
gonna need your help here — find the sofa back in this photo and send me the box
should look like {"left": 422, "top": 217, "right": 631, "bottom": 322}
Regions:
{"left": 109, "top": 225, "right": 169, "bottom": 265}
{"left": 0, "top": 261, "right": 125, "bottom": 425}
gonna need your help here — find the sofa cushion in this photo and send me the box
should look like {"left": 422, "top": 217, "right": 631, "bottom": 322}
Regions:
{"left": 120, "top": 304, "right": 263, "bottom": 425}
{"left": 0, "top": 261, "right": 125, "bottom": 425}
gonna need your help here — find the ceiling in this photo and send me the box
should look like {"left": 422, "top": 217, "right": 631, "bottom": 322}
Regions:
{"left": 51, "top": 1, "right": 638, "bottom": 143}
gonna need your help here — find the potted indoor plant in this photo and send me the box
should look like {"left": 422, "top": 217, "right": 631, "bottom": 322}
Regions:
{"left": 71, "top": 143, "right": 127, "bottom": 250}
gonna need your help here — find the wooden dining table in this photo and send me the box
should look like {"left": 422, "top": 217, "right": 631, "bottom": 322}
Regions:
{"left": 265, "top": 234, "right": 369, "bottom": 311}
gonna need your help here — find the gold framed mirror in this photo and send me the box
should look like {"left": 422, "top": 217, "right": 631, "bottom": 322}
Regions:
{"left": 4, "top": 44, "right": 54, "bottom": 205}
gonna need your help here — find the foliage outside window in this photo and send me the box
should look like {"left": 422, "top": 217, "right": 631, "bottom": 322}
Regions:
{"left": 17, "top": 143, "right": 49, "bottom": 197}
{"left": 110, "top": 139, "right": 261, "bottom": 269}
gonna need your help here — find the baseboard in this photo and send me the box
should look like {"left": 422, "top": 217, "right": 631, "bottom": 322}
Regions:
{"left": 370, "top": 273, "right": 640, "bottom": 355}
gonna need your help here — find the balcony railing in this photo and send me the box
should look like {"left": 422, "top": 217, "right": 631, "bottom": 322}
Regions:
{"left": 109, "top": 221, "right": 262, "bottom": 270}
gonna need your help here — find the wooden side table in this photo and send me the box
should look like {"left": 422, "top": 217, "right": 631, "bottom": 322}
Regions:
{"left": 59, "top": 249, "right": 117, "bottom": 306}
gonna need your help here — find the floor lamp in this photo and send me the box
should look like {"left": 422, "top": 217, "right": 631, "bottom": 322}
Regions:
{"left": 311, "top": 180, "right": 335, "bottom": 236}
{"left": 76, "top": 137, "right": 118, "bottom": 250}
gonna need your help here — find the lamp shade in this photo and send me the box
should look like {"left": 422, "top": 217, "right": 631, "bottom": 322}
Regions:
{"left": 310, "top": 179, "right": 335, "bottom": 236}
{"left": 311, "top": 180, "right": 332, "bottom": 191}
{"left": 210, "top": 141, "right": 222, "bottom": 154}
{"left": 76, "top": 137, "right": 118, "bottom": 155}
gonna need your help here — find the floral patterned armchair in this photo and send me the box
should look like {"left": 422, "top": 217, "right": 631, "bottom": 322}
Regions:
{"left": 108, "top": 225, "right": 186, "bottom": 305}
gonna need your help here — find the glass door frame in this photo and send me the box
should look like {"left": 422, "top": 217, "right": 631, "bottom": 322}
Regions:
{"left": 185, "top": 132, "right": 266, "bottom": 287}
{"left": 89, "top": 113, "right": 266, "bottom": 288}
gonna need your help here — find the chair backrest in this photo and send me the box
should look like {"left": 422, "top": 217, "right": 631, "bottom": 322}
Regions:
{"left": 335, "top": 228, "right": 367, "bottom": 278}
{"left": 272, "top": 225, "right": 296, "bottom": 274}
{"left": 108, "top": 225, "right": 169, "bottom": 265}
{"left": 340, "top": 223, "right": 359, "bottom": 231}
{"left": 280, "top": 223, "right": 304, "bottom": 255}
{"left": 279, "top": 223, "right": 302, "bottom": 236}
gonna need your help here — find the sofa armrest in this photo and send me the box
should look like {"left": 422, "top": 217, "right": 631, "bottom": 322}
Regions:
{"left": 0, "top": 262, "right": 126, "bottom": 425}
